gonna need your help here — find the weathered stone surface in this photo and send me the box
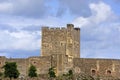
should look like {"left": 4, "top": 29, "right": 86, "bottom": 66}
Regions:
{"left": 73, "top": 58, "right": 120, "bottom": 79}
{"left": 41, "top": 24, "right": 80, "bottom": 58}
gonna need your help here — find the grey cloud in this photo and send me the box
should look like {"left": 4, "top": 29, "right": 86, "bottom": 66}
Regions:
{"left": 21, "top": 25, "right": 41, "bottom": 32}
{"left": 57, "top": 0, "right": 100, "bottom": 17}
{"left": 0, "top": 0, "right": 102, "bottom": 18}
{"left": 81, "top": 23, "right": 120, "bottom": 58}
{"left": 76, "top": 1, "right": 120, "bottom": 58}
{"left": 0, "top": 0, "right": 51, "bottom": 18}
{"left": 12, "top": 0, "right": 48, "bottom": 18}
{"left": 0, "top": 0, "right": 8, "bottom": 2}
{"left": 56, "top": 7, "right": 66, "bottom": 17}
{"left": 0, "top": 24, "right": 17, "bottom": 32}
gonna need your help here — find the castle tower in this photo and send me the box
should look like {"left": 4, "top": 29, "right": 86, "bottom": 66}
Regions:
{"left": 41, "top": 24, "right": 80, "bottom": 58}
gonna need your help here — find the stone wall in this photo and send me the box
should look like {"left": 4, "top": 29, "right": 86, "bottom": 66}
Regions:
{"left": 28, "top": 56, "right": 51, "bottom": 75}
{"left": 0, "top": 56, "right": 6, "bottom": 73}
{"left": 6, "top": 58, "right": 28, "bottom": 78}
{"left": 0, "top": 56, "right": 51, "bottom": 78}
{"left": 73, "top": 58, "right": 120, "bottom": 78}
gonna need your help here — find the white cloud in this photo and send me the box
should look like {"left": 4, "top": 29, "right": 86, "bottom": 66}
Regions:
{"left": 73, "top": 2, "right": 114, "bottom": 27}
{"left": 0, "top": 30, "right": 40, "bottom": 51}
{"left": 89, "top": 2, "right": 113, "bottom": 23}
{"left": 72, "top": 1, "right": 120, "bottom": 59}
{"left": 0, "top": 2, "right": 13, "bottom": 13}
{"left": 0, "top": 0, "right": 50, "bottom": 18}
{"left": 0, "top": 15, "right": 67, "bottom": 29}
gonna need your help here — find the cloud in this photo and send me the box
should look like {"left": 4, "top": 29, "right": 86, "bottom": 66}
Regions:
{"left": 0, "top": 2, "right": 13, "bottom": 13}
{"left": 72, "top": 1, "right": 120, "bottom": 59}
{"left": 0, "top": 0, "right": 50, "bottom": 18}
{"left": 0, "top": 30, "right": 40, "bottom": 51}
{"left": 0, "top": 24, "right": 17, "bottom": 32}
{"left": 0, "top": 0, "right": 119, "bottom": 19}
{"left": 57, "top": 0, "right": 102, "bottom": 17}
{"left": 73, "top": 1, "right": 115, "bottom": 27}
{"left": 57, "top": 0, "right": 120, "bottom": 19}
{"left": 0, "top": 15, "right": 67, "bottom": 28}
{"left": 21, "top": 25, "right": 41, "bottom": 32}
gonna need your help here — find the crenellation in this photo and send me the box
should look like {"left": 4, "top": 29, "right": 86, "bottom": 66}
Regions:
{"left": 42, "top": 26, "right": 78, "bottom": 31}
{"left": 56, "top": 28, "right": 60, "bottom": 30}
{"left": 67, "top": 24, "right": 74, "bottom": 28}
{"left": 74, "top": 27, "right": 80, "bottom": 31}
{"left": 61, "top": 27, "right": 66, "bottom": 30}
{"left": 49, "top": 28, "right": 55, "bottom": 30}
{"left": 42, "top": 27, "right": 49, "bottom": 30}
{"left": 45, "top": 27, "right": 67, "bottom": 31}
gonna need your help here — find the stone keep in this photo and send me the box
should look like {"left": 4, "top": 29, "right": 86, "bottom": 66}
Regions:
{"left": 41, "top": 24, "right": 80, "bottom": 59}
{"left": 41, "top": 24, "right": 80, "bottom": 75}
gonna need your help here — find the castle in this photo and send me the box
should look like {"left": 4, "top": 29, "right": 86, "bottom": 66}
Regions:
{"left": 0, "top": 24, "right": 120, "bottom": 78}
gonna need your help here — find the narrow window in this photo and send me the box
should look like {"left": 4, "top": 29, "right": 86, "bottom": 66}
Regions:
{"left": 91, "top": 70, "right": 96, "bottom": 75}
{"left": 107, "top": 70, "right": 111, "bottom": 75}
{"left": 34, "top": 62, "right": 36, "bottom": 64}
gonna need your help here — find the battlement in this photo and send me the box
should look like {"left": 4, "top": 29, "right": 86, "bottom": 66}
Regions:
{"left": 67, "top": 24, "right": 74, "bottom": 28}
{"left": 42, "top": 27, "right": 66, "bottom": 31}
{"left": 42, "top": 24, "right": 80, "bottom": 31}
{"left": 74, "top": 28, "right": 80, "bottom": 31}
{"left": 42, "top": 27, "right": 49, "bottom": 30}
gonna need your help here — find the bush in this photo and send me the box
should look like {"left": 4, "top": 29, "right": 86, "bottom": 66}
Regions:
{"left": 28, "top": 65, "right": 37, "bottom": 78}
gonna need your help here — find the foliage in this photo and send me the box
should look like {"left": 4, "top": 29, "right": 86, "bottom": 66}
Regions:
{"left": 68, "top": 70, "right": 73, "bottom": 79}
{"left": 59, "top": 70, "right": 74, "bottom": 80}
{"left": 48, "top": 67, "right": 56, "bottom": 78}
{"left": 0, "top": 72, "right": 3, "bottom": 77}
{"left": 68, "top": 70, "right": 73, "bottom": 76}
{"left": 3, "top": 62, "right": 20, "bottom": 80}
{"left": 28, "top": 65, "right": 37, "bottom": 77}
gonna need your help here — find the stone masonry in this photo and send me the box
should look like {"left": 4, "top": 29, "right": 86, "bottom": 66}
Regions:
{"left": 0, "top": 24, "right": 120, "bottom": 79}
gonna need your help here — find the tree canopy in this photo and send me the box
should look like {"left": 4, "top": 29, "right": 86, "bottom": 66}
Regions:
{"left": 28, "top": 65, "right": 37, "bottom": 78}
{"left": 3, "top": 62, "right": 20, "bottom": 80}
{"left": 48, "top": 67, "right": 56, "bottom": 78}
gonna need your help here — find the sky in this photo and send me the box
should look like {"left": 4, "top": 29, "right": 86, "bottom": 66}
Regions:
{"left": 0, "top": 0, "right": 120, "bottom": 59}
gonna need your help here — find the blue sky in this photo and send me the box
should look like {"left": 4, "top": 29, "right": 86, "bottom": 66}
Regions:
{"left": 0, "top": 0, "right": 120, "bottom": 59}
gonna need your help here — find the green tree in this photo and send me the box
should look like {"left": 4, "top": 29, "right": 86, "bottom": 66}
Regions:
{"left": 68, "top": 70, "right": 73, "bottom": 79}
{"left": 0, "top": 72, "right": 3, "bottom": 79}
{"left": 0, "top": 72, "right": 3, "bottom": 77}
{"left": 3, "top": 62, "right": 20, "bottom": 80}
{"left": 28, "top": 65, "right": 37, "bottom": 78}
{"left": 48, "top": 67, "right": 56, "bottom": 78}
{"left": 68, "top": 70, "right": 73, "bottom": 76}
